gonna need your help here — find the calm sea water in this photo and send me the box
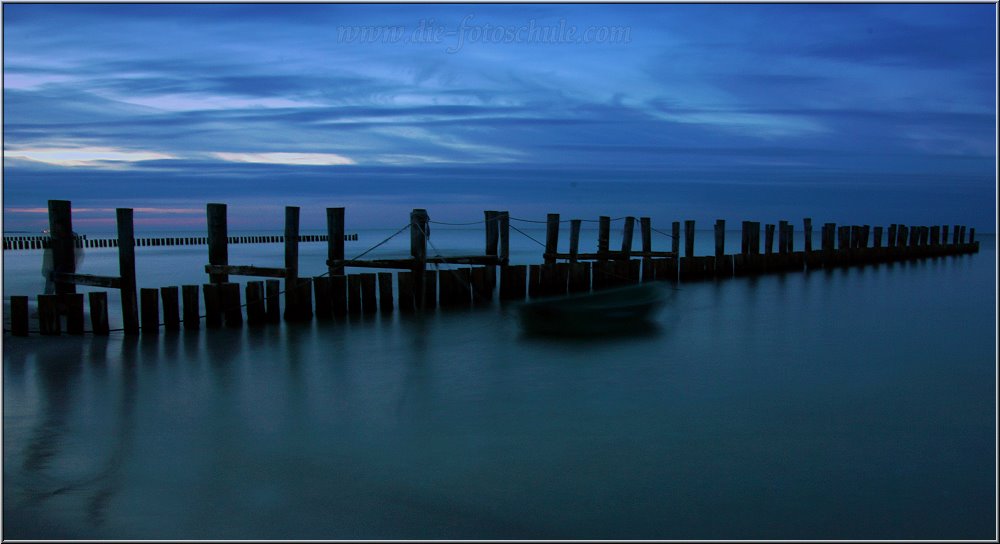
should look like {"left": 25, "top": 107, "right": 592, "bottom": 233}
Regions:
{"left": 2, "top": 228, "right": 996, "bottom": 539}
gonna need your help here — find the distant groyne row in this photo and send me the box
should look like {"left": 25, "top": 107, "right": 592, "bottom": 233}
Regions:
{"left": 3, "top": 232, "right": 357, "bottom": 251}
{"left": 4, "top": 199, "right": 980, "bottom": 337}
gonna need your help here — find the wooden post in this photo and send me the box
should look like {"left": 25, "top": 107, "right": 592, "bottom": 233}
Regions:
{"left": 117, "top": 208, "right": 140, "bottom": 335}
{"left": 485, "top": 210, "right": 499, "bottom": 256}
{"left": 182, "top": 285, "right": 200, "bottom": 330}
{"left": 741, "top": 221, "right": 750, "bottom": 254}
{"left": 37, "top": 294, "right": 60, "bottom": 335}
{"left": 597, "top": 216, "right": 611, "bottom": 258}
{"left": 423, "top": 270, "right": 437, "bottom": 309}
{"left": 887, "top": 224, "right": 897, "bottom": 248}
{"left": 377, "top": 272, "right": 394, "bottom": 312}
{"left": 246, "top": 281, "right": 266, "bottom": 325}
{"left": 941, "top": 225, "right": 949, "bottom": 245}
{"left": 569, "top": 219, "right": 582, "bottom": 264}
{"left": 499, "top": 211, "right": 510, "bottom": 265}
{"left": 952, "top": 225, "right": 960, "bottom": 245}
{"left": 411, "top": 209, "right": 429, "bottom": 309}
{"left": 569, "top": 262, "right": 590, "bottom": 293}
{"left": 750, "top": 222, "right": 761, "bottom": 255}
{"left": 347, "top": 275, "right": 362, "bottom": 316}
{"left": 786, "top": 224, "right": 794, "bottom": 253}
{"left": 930, "top": 226, "right": 940, "bottom": 246}
{"left": 499, "top": 264, "right": 527, "bottom": 301}
{"left": 528, "top": 264, "right": 541, "bottom": 297}
{"left": 471, "top": 267, "right": 490, "bottom": 304}
{"left": 330, "top": 276, "right": 347, "bottom": 317}
{"left": 89, "top": 292, "right": 109, "bottom": 335}
{"left": 671, "top": 221, "right": 680, "bottom": 256}
{"left": 47, "top": 200, "right": 77, "bottom": 295}
{"left": 360, "top": 273, "right": 377, "bottom": 315}
{"left": 803, "top": 218, "right": 813, "bottom": 252}
{"left": 874, "top": 227, "right": 883, "bottom": 248}
{"left": 61, "top": 293, "right": 84, "bottom": 334}
{"left": 207, "top": 203, "right": 229, "bottom": 283}
{"left": 544, "top": 213, "right": 560, "bottom": 265}
{"left": 968, "top": 228, "right": 975, "bottom": 244}
{"left": 642, "top": 217, "right": 653, "bottom": 282}
{"left": 161, "top": 286, "right": 180, "bottom": 331}
{"left": 777, "top": 220, "right": 788, "bottom": 254}
{"left": 10, "top": 295, "right": 29, "bottom": 336}
{"left": 397, "top": 271, "right": 415, "bottom": 312}
{"left": 140, "top": 288, "right": 159, "bottom": 333}
{"left": 313, "top": 276, "right": 332, "bottom": 319}
{"left": 284, "top": 206, "right": 300, "bottom": 321}
{"left": 219, "top": 282, "right": 243, "bottom": 327}
{"left": 620, "top": 216, "right": 635, "bottom": 259}
{"left": 327, "top": 207, "right": 345, "bottom": 275}
{"left": 959, "top": 226, "right": 966, "bottom": 244}
{"left": 202, "top": 283, "right": 221, "bottom": 328}
{"left": 713, "top": 220, "right": 725, "bottom": 261}
{"left": 765, "top": 224, "right": 775, "bottom": 255}
{"left": 683, "top": 220, "right": 695, "bottom": 258}
{"left": 295, "top": 278, "right": 313, "bottom": 321}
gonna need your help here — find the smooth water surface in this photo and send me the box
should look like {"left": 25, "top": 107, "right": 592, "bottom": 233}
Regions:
{"left": 2, "top": 234, "right": 996, "bottom": 539}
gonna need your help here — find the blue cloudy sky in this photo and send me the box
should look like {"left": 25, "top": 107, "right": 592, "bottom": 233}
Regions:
{"left": 2, "top": 3, "right": 996, "bottom": 232}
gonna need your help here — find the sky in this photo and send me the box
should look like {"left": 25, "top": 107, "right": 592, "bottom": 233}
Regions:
{"left": 2, "top": 3, "right": 996, "bottom": 233}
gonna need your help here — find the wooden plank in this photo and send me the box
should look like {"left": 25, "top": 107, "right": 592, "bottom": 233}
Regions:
{"left": 53, "top": 273, "right": 121, "bottom": 289}
{"left": 313, "top": 276, "right": 332, "bottom": 319}
{"left": 598, "top": 216, "right": 610, "bottom": 256}
{"left": 207, "top": 203, "right": 229, "bottom": 283}
{"left": 62, "top": 293, "right": 84, "bottom": 334}
{"left": 284, "top": 206, "right": 300, "bottom": 321}
{"left": 47, "top": 200, "right": 77, "bottom": 295}
{"left": 620, "top": 216, "right": 635, "bottom": 259}
{"left": 140, "top": 288, "right": 160, "bottom": 334}
{"left": 38, "top": 294, "right": 60, "bottom": 335}
{"left": 182, "top": 285, "right": 200, "bottom": 330}
{"left": 161, "top": 286, "right": 181, "bottom": 331}
{"left": 397, "top": 271, "right": 415, "bottom": 312}
{"left": 327, "top": 207, "right": 345, "bottom": 275}
{"left": 330, "top": 275, "right": 347, "bottom": 317}
{"left": 10, "top": 295, "right": 29, "bottom": 336}
{"left": 485, "top": 210, "right": 499, "bottom": 256}
{"left": 203, "top": 283, "right": 222, "bottom": 328}
{"left": 117, "top": 208, "right": 140, "bottom": 335}
{"left": 89, "top": 292, "right": 109, "bottom": 335}
{"left": 544, "top": 213, "right": 560, "bottom": 265}
{"left": 204, "top": 265, "right": 287, "bottom": 278}
{"left": 569, "top": 219, "right": 582, "bottom": 263}
{"left": 360, "top": 273, "right": 377, "bottom": 315}
{"left": 347, "top": 274, "right": 362, "bottom": 315}
{"left": 246, "top": 281, "right": 266, "bottom": 325}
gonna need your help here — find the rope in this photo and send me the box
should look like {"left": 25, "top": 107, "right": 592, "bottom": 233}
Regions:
{"left": 509, "top": 216, "right": 627, "bottom": 224}
{"left": 509, "top": 223, "right": 546, "bottom": 248}
{"left": 651, "top": 227, "right": 678, "bottom": 239}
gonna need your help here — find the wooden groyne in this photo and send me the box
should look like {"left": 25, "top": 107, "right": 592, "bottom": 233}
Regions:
{"left": 4, "top": 199, "right": 981, "bottom": 337}
{"left": 3, "top": 232, "right": 357, "bottom": 250}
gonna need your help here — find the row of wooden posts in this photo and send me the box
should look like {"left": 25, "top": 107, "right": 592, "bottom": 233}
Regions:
{"left": 2, "top": 233, "right": 357, "bottom": 251}
{"left": 3, "top": 200, "right": 981, "bottom": 336}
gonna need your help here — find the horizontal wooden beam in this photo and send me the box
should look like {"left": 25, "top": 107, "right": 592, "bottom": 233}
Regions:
{"left": 548, "top": 250, "right": 676, "bottom": 261}
{"left": 328, "top": 255, "right": 502, "bottom": 270}
{"left": 54, "top": 272, "right": 121, "bottom": 289}
{"left": 428, "top": 255, "right": 502, "bottom": 266}
{"left": 204, "top": 264, "right": 288, "bottom": 278}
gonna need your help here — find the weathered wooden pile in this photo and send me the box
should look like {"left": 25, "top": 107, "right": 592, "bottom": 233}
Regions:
{"left": 3, "top": 200, "right": 980, "bottom": 337}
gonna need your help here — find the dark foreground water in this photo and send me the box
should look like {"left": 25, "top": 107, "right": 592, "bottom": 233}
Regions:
{"left": 3, "top": 237, "right": 996, "bottom": 539}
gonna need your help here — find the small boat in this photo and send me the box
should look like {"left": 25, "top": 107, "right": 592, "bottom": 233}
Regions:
{"left": 518, "top": 282, "right": 672, "bottom": 336}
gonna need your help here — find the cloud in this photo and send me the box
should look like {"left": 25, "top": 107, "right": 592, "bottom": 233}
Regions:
{"left": 211, "top": 152, "right": 357, "bottom": 166}
{"left": 4, "top": 146, "right": 176, "bottom": 167}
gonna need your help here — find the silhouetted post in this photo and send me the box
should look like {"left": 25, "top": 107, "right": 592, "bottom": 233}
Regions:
{"left": 786, "top": 224, "right": 794, "bottom": 253}
{"left": 140, "top": 288, "right": 159, "bottom": 334}
{"left": 59, "top": 293, "right": 83, "bottom": 334}
{"left": 89, "top": 292, "right": 109, "bottom": 335}
{"left": 182, "top": 285, "right": 200, "bottom": 330}
{"left": 597, "top": 216, "right": 611, "bottom": 257}
{"left": 47, "top": 200, "right": 76, "bottom": 296}
{"left": 330, "top": 275, "right": 347, "bottom": 317}
{"left": 751, "top": 222, "right": 761, "bottom": 255}
{"left": 684, "top": 220, "right": 695, "bottom": 258}
{"left": 485, "top": 210, "right": 499, "bottom": 257}
{"left": 952, "top": 225, "right": 960, "bottom": 245}
{"left": 642, "top": 217, "right": 653, "bottom": 281}
{"left": 283, "top": 206, "right": 301, "bottom": 320}
{"left": 499, "top": 211, "right": 510, "bottom": 265}
{"left": 161, "top": 286, "right": 180, "bottom": 331}
{"left": 930, "top": 226, "right": 940, "bottom": 246}
{"left": 411, "top": 208, "right": 429, "bottom": 310}
{"left": 37, "top": 295, "right": 59, "bottom": 335}
{"left": 741, "top": 221, "right": 750, "bottom": 254}
{"left": 203, "top": 283, "right": 222, "bottom": 328}
{"left": 569, "top": 219, "right": 582, "bottom": 263}
{"left": 621, "top": 216, "right": 635, "bottom": 259}
{"left": 327, "top": 207, "right": 345, "bottom": 275}
{"left": 265, "top": 279, "right": 281, "bottom": 323}
{"left": 941, "top": 225, "right": 949, "bottom": 246}
{"left": 246, "top": 281, "right": 266, "bottom": 325}
{"left": 10, "top": 296, "right": 28, "bottom": 336}
{"left": 313, "top": 276, "right": 332, "bottom": 319}
{"left": 207, "top": 203, "right": 229, "bottom": 284}
{"left": 777, "top": 220, "right": 788, "bottom": 254}
{"left": 347, "top": 275, "right": 362, "bottom": 315}
{"left": 887, "top": 224, "right": 897, "bottom": 248}
{"left": 959, "top": 226, "right": 966, "bottom": 245}
{"left": 544, "top": 213, "right": 560, "bottom": 265}
{"left": 360, "top": 273, "right": 377, "bottom": 315}
{"left": 874, "top": 226, "right": 883, "bottom": 248}
{"left": 397, "top": 271, "right": 415, "bottom": 312}
{"left": 968, "top": 228, "right": 975, "bottom": 244}
{"left": 117, "top": 208, "right": 140, "bottom": 335}
{"left": 765, "top": 224, "right": 775, "bottom": 255}
{"left": 803, "top": 218, "right": 813, "bottom": 252}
